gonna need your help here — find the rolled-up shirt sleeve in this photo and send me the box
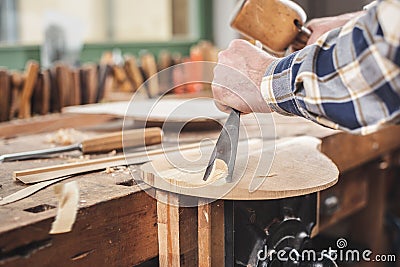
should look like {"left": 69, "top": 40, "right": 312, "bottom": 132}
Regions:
{"left": 260, "top": 0, "right": 400, "bottom": 134}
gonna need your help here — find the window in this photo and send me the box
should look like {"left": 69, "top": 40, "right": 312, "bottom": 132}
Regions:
{"left": 0, "top": 0, "right": 202, "bottom": 45}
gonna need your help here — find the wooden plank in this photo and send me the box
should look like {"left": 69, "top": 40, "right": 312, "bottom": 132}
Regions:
{"left": 41, "top": 70, "right": 51, "bottom": 115}
{"left": 141, "top": 52, "right": 159, "bottom": 97}
{"left": 28, "top": 70, "right": 50, "bottom": 116}
{"left": 321, "top": 125, "right": 400, "bottom": 172}
{"left": 198, "top": 199, "right": 225, "bottom": 267}
{"left": 179, "top": 204, "right": 198, "bottom": 266}
{"left": 347, "top": 161, "right": 389, "bottom": 267}
{"left": 71, "top": 69, "right": 81, "bottom": 106}
{"left": 0, "top": 190, "right": 158, "bottom": 267}
{"left": 0, "top": 69, "right": 11, "bottom": 122}
{"left": 55, "top": 64, "right": 72, "bottom": 108}
{"left": 198, "top": 200, "right": 212, "bottom": 267}
{"left": 156, "top": 191, "right": 198, "bottom": 267}
{"left": 13, "top": 142, "right": 201, "bottom": 184}
{"left": 97, "top": 64, "right": 112, "bottom": 103}
{"left": 210, "top": 200, "right": 225, "bottom": 266}
{"left": 157, "top": 191, "right": 181, "bottom": 266}
{"left": 31, "top": 72, "right": 44, "bottom": 115}
{"left": 0, "top": 113, "right": 114, "bottom": 139}
{"left": 19, "top": 61, "right": 39, "bottom": 119}
{"left": 124, "top": 55, "right": 144, "bottom": 92}
{"left": 79, "top": 67, "right": 89, "bottom": 104}
{"left": 319, "top": 167, "right": 368, "bottom": 232}
{"left": 87, "top": 65, "right": 98, "bottom": 104}
{"left": 113, "top": 65, "right": 133, "bottom": 92}
{"left": 9, "top": 71, "right": 24, "bottom": 120}
{"left": 49, "top": 67, "right": 61, "bottom": 113}
{"left": 0, "top": 154, "right": 158, "bottom": 266}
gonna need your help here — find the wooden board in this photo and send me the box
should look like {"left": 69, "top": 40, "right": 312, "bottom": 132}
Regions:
{"left": 0, "top": 113, "right": 115, "bottom": 139}
{"left": 197, "top": 199, "right": 225, "bottom": 267}
{"left": 19, "top": 61, "right": 39, "bottom": 119}
{"left": 0, "top": 69, "right": 11, "bottom": 122}
{"left": 141, "top": 136, "right": 339, "bottom": 200}
{"left": 156, "top": 191, "right": 199, "bottom": 267}
{"left": 63, "top": 98, "right": 228, "bottom": 123}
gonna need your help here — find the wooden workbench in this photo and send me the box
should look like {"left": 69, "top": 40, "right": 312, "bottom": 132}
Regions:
{"left": 0, "top": 113, "right": 399, "bottom": 266}
{"left": 0, "top": 115, "right": 160, "bottom": 266}
{"left": 148, "top": 114, "right": 400, "bottom": 267}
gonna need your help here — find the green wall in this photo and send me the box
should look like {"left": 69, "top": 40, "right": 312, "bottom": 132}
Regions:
{"left": 0, "top": 39, "right": 201, "bottom": 71}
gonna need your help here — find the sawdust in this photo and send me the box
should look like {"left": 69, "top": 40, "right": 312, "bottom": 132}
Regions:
{"left": 65, "top": 155, "right": 91, "bottom": 163}
{"left": 46, "top": 128, "right": 87, "bottom": 146}
{"left": 104, "top": 167, "right": 115, "bottom": 174}
{"left": 103, "top": 166, "right": 127, "bottom": 174}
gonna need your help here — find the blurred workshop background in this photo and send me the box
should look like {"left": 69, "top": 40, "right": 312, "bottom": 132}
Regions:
{"left": 0, "top": 0, "right": 372, "bottom": 122}
{"left": 0, "top": 0, "right": 372, "bottom": 68}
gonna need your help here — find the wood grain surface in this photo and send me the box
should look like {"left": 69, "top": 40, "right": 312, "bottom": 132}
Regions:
{"left": 141, "top": 136, "right": 339, "bottom": 200}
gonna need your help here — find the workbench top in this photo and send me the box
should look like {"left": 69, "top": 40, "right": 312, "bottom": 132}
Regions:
{"left": 1, "top": 113, "right": 399, "bottom": 229}
{"left": 0, "top": 112, "right": 399, "bottom": 266}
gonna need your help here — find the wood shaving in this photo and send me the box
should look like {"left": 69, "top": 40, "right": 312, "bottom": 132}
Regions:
{"left": 50, "top": 181, "right": 79, "bottom": 234}
{"left": 209, "top": 159, "right": 229, "bottom": 182}
{"left": 160, "top": 159, "right": 228, "bottom": 187}
{"left": 0, "top": 177, "right": 67, "bottom": 206}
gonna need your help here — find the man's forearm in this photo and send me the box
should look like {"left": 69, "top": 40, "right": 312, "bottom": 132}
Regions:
{"left": 261, "top": 0, "right": 400, "bottom": 134}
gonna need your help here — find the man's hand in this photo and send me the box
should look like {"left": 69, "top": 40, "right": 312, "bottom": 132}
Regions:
{"left": 291, "top": 11, "right": 365, "bottom": 51}
{"left": 212, "top": 39, "right": 275, "bottom": 114}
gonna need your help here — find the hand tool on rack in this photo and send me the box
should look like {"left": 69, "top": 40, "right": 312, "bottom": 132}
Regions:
{"left": 0, "top": 127, "right": 162, "bottom": 163}
{"left": 203, "top": 108, "right": 241, "bottom": 183}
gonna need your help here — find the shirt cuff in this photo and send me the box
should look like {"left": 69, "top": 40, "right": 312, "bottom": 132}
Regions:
{"left": 363, "top": 1, "right": 377, "bottom": 10}
{"left": 260, "top": 52, "right": 304, "bottom": 117}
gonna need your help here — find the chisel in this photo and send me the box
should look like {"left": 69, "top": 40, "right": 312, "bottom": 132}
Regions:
{"left": 0, "top": 127, "right": 162, "bottom": 163}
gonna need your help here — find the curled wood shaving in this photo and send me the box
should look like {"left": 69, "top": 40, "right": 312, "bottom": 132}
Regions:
{"left": 160, "top": 159, "right": 228, "bottom": 187}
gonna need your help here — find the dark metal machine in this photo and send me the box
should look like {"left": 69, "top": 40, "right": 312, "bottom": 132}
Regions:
{"left": 226, "top": 193, "right": 337, "bottom": 266}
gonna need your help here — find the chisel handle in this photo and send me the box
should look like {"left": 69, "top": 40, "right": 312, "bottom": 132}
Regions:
{"left": 80, "top": 127, "right": 163, "bottom": 154}
{"left": 0, "top": 128, "right": 163, "bottom": 162}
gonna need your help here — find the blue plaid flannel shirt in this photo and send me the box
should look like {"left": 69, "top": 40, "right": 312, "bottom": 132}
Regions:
{"left": 261, "top": 0, "right": 400, "bottom": 134}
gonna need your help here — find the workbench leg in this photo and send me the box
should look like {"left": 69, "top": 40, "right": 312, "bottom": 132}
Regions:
{"left": 198, "top": 199, "right": 225, "bottom": 267}
{"left": 157, "top": 191, "right": 181, "bottom": 266}
{"left": 156, "top": 191, "right": 198, "bottom": 267}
